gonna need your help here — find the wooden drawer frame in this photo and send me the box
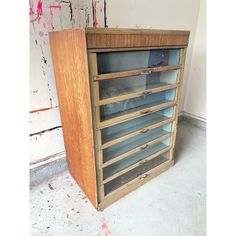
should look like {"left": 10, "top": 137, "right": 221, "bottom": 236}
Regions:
{"left": 88, "top": 47, "right": 186, "bottom": 204}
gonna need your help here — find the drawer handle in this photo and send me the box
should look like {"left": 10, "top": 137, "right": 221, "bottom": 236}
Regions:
{"left": 142, "top": 91, "right": 152, "bottom": 96}
{"left": 140, "top": 144, "right": 148, "bottom": 150}
{"left": 141, "top": 110, "right": 151, "bottom": 114}
{"left": 139, "top": 159, "right": 148, "bottom": 165}
{"left": 140, "top": 70, "right": 152, "bottom": 75}
{"left": 140, "top": 128, "right": 149, "bottom": 133}
{"left": 138, "top": 173, "right": 149, "bottom": 180}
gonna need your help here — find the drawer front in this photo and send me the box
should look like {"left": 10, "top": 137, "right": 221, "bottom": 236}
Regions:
{"left": 101, "top": 106, "right": 175, "bottom": 149}
{"left": 102, "top": 136, "right": 172, "bottom": 183}
{"left": 97, "top": 49, "right": 180, "bottom": 74}
{"left": 99, "top": 88, "right": 177, "bottom": 127}
{"left": 97, "top": 70, "right": 179, "bottom": 106}
{"left": 103, "top": 150, "right": 170, "bottom": 196}
{"left": 102, "top": 124, "right": 172, "bottom": 166}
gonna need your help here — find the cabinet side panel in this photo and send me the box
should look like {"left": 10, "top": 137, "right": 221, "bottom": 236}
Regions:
{"left": 49, "top": 29, "right": 97, "bottom": 207}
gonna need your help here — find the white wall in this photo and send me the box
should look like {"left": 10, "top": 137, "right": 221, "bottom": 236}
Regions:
{"left": 106, "top": 0, "right": 201, "bottom": 113}
{"left": 29, "top": 0, "right": 105, "bottom": 164}
{"left": 184, "top": 0, "right": 206, "bottom": 120}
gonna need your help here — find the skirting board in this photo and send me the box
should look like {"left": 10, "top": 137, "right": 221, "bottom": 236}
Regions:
{"left": 30, "top": 153, "right": 67, "bottom": 187}
{"left": 29, "top": 112, "right": 206, "bottom": 186}
{"left": 178, "top": 111, "right": 206, "bottom": 130}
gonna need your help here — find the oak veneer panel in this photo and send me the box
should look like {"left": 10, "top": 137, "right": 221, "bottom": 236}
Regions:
{"left": 85, "top": 28, "right": 190, "bottom": 49}
{"left": 49, "top": 29, "right": 97, "bottom": 207}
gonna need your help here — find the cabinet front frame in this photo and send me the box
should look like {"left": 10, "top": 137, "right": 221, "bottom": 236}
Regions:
{"left": 88, "top": 46, "right": 187, "bottom": 207}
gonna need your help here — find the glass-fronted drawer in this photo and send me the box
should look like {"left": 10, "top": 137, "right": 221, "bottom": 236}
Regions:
{"left": 100, "top": 88, "right": 176, "bottom": 122}
{"left": 101, "top": 106, "right": 174, "bottom": 148}
{"left": 103, "top": 125, "right": 172, "bottom": 165}
{"left": 99, "top": 70, "right": 179, "bottom": 101}
{"left": 97, "top": 49, "right": 180, "bottom": 74}
{"left": 103, "top": 136, "right": 171, "bottom": 181}
{"left": 104, "top": 151, "right": 170, "bottom": 196}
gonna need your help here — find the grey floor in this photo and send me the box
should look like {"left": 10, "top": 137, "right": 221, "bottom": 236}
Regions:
{"left": 30, "top": 121, "right": 206, "bottom": 236}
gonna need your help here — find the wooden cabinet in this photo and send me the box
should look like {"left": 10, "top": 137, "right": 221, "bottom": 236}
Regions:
{"left": 49, "top": 28, "right": 190, "bottom": 210}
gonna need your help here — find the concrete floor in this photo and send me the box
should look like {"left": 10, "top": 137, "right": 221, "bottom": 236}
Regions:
{"left": 30, "top": 121, "right": 206, "bottom": 236}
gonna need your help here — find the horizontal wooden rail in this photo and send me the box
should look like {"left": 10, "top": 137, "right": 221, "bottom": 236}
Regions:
{"left": 94, "top": 65, "right": 182, "bottom": 80}
{"left": 96, "top": 83, "right": 179, "bottom": 106}
{"left": 101, "top": 117, "right": 175, "bottom": 150}
{"left": 97, "top": 101, "right": 177, "bottom": 129}
{"left": 88, "top": 45, "right": 185, "bottom": 53}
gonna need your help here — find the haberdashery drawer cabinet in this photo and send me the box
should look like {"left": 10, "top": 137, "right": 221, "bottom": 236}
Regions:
{"left": 49, "top": 28, "right": 190, "bottom": 210}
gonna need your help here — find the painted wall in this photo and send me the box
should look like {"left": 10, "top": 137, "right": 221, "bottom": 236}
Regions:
{"left": 30, "top": 0, "right": 205, "bottom": 165}
{"left": 29, "top": 0, "right": 105, "bottom": 164}
{"left": 184, "top": 0, "right": 206, "bottom": 120}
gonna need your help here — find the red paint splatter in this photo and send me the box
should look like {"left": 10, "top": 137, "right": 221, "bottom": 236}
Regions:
{"left": 29, "top": 105, "right": 59, "bottom": 114}
{"left": 93, "top": 0, "right": 98, "bottom": 27}
{"left": 49, "top": 5, "right": 62, "bottom": 9}
{"left": 49, "top": 5, "right": 62, "bottom": 15}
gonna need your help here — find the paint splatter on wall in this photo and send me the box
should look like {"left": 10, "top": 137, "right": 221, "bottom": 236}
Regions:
{"left": 30, "top": 0, "right": 105, "bottom": 163}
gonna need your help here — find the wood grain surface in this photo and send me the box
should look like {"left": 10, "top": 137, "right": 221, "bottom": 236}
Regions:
{"left": 85, "top": 28, "right": 190, "bottom": 49}
{"left": 49, "top": 29, "right": 97, "bottom": 207}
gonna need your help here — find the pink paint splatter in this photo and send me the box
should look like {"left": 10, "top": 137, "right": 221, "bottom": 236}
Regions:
{"left": 100, "top": 217, "right": 111, "bottom": 236}
{"left": 93, "top": 0, "right": 98, "bottom": 27}
{"left": 38, "top": 31, "right": 44, "bottom": 37}
{"left": 30, "top": 16, "right": 39, "bottom": 23}
{"left": 37, "top": 0, "right": 43, "bottom": 15}
{"left": 29, "top": 0, "right": 34, "bottom": 16}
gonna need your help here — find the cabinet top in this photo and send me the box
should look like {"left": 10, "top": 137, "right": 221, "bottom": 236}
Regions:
{"left": 85, "top": 27, "right": 190, "bottom": 36}
{"left": 50, "top": 28, "right": 190, "bottom": 50}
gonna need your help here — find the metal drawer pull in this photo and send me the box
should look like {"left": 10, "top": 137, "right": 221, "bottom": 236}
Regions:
{"left": 140, "top": 128, "right": 149, "bottom": 133}
{"left": 140, "top": 70, "right": 152, "bottom": 75}
{"left": 138, "top": 173, "right": 149, "bottom": 180}
{"left": 141, "top": 110, "right": 151, "bottom": 114}
{"left": 142, "top": 91, "right": 152, "bottom": 96}
{"left": 139, "top": 159, "right": 148, "bottom": 165}
{"left": 140, "top": 144, "right": 148, "bottom": 150}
